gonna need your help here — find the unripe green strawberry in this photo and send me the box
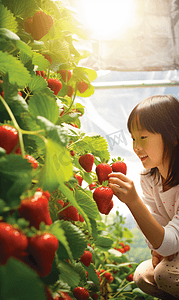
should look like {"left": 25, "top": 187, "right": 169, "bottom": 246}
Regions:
{"left": 27, "top": 233, "right": 59, "bottom": 277}
{"left": 0, "top": 125, "right": 19, "bottom": 154}
{"left": 0, "top": 222, "right": 28, "bottom": 265}
{"left": 96, "top": 163, "right": 112, "bottom": 184}
{"left": 79, "top": 153, "right": 94, "bottom": 172}
{"left": 73, "top": 287, "right": 89, "bottom": 300}
{"left": 93, "top": 186, "right": 113, "bottom": 214}
{"left": 18, "top": 190, "right": 52, "bottom": 229}
{"left": 77, "top": 81, "right": 88, "bottom": 93}
{"left": 80, "top": 250, "right": 92, "bottom": 267}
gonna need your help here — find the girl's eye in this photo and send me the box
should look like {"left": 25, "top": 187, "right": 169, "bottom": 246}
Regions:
{"left": 141, "top": 136, "right": 147, "bottom": 139}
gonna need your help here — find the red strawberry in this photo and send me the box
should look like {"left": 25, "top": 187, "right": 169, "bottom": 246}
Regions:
{"left": 44, "top": 286, "right": 54, "bottom": 300}
{"left": 118, "top": 248, "right": 125, "bottom": 254}
{"left": 32, "top": 11, "right": 53, "bottom": 40}
{"left": 58, "top": 202, "right": 79, "bottom": 221}
{"left": 77, "top": 81, "right": 88, "bottom": 93}
{"left": 67, "top": 86, "right": 74, "bottom": 97}
{"left": 80, "top": 251, "right": 92, "bottom": 267}
{"left": 96, "top": 163, "right": 112, "bottom": 185}
{"left": 126, "top": 274, "right": 133, "bottom": 282}
{"left": 79, "top": 153, "right": 94, "bottom": 173}
{"left": 79, "top": 214, "right": 84, "bottom": 222}
{"left": 124, "top": 244, "right": 130, "bottom": 252}
{"left": 93, "top": 186, "right": 113, "bottom": 214}
{"left": 119, "top": 242, "right": 125, "bottom": 248}
{"left": 36, "top": 70, "right": 45, "bottom": 78}
{"left": 103, "top": 272, "right": 113, "bottom": 283}
{"left": 57, "top": 69, "right": 72, "bottom": 82}
{"left": 24, "top": 17, "right": 33, "bottom": 34}
{"left": 70, "top": 150, "right": 75, "bottom": 156}
{"left": 73, "top": 287, "right": 89, "bottom": 300}
{"left": 27, "top": 233, "right": 59, "bottom": 277}
{"left": 57, "top": 199, "right": 64, "bottom": 208}
{"left": 74, "top": 174, "right": 83, "bottom": 186}
{"left": 104, "top": 200, "right": 113, "bottom": 215}
{"left": 92, "top": 294, "right": 98, "bottom": 300}
{"left": 0, "top": 222, "right": 28, "bottom": 265}
{"left": 57, "top": 291, "right": 72, "bottom": 300}
{"left": 47, "top": 78, "right": 62, "bottom": 95}
{"left": 112, "top": 160, "right": 127, "bottom": 175}
{"left": 18, "top": 190, "right": 52, "bottom": 229}
{"left": 89, "top": 182, "right": 96, "bottom": 190}
{"left": 0, "top": 125, "right": 18, "bottom": 154}
{"left": 42, "top": 53, "right": 52, "bottom": 64}
{"left": 25, "top": 155, "right": 38, "bottom": 169}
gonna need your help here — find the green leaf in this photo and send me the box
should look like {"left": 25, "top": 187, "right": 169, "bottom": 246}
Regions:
{"left": 0, "top": 155, "right": 32, "bottom": 208}
{"left": 50, "top": 220, "right": 73, "bottom": 261}
{"left": 40, "top": 138, "right": 73, "bottom": 193}
{"left": 95, "top": 236, "right": 113, "bottom": 251}
{"left": 28, "top": 75, "right": 48, "bottom": 93}
{"left": 0, "top": 4, "right": 18, "bottom": 33}
{"left": 75, "top": 189, "right": 100, "bottom": 220}
{"left": 123, "top": 227, "right": 133, "bottom": 239}
{"left": 1, "top": 0, "right": 38, "bottom": 19}
{"left": 76, "top": 84, "right": 95, "bottom": 98}
{"left": 0, "top": 28, "right": 19, "bottom": 41}
{"left": 29, "top": 91, "right": 58, "bottom": 124}
{"left": 58, "top": 220, "right": 87, "bottom": 260}
{"left": 16, "top": 40, "right": 33, "bottom": 57}
{"left": 83, "top": 264, "right": 100, "bottom": 286}
{"left": 32, "top": 52, "right": 50, "bottom": 71}
{"left": 0, "top": 258, "right": 45, "bottom": 300}
{"left": 58, "top": 261, "right": 80, "bottom": 289}
{"left": 89, "top": 218, "right": 98, "bottom": 240}
{"left": 0, "top": 51, "right": 31, "bottom": 87}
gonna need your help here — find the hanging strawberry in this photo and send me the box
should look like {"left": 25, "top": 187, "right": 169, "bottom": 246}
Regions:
{"left": 79, "top": 153, "right": 94, "bottom": 172}
{"left": 0, "top": 125, "right": 19, "bottom": 154}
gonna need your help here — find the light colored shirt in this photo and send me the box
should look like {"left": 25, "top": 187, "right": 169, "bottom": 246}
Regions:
{"left": 140, "top": 169, "right": 179, "bottom": 256}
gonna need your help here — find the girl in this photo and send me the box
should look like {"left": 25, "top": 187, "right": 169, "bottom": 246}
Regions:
{"left": 108, "top": 95, "right": 179, "bottom": 299}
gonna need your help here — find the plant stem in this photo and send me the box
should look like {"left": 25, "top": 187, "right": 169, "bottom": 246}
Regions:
{"left": 112, "top": 281, "right": 134, "bottom": 298}
{"left": 63, "top": 84, "right": 77, "bottom": 115}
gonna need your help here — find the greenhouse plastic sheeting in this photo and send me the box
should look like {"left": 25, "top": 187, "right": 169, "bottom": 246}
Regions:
{"left": 72, "top": 0, "right": 179, "bottom": 71}
{"left": 78, "top": 70, "right": 179, "bottom": 216}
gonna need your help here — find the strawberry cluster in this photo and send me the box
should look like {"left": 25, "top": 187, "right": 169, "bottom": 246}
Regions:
{"left": 114, "top": 242, "right": 130, "bottom": 254}
{"left": 100, "top": 269, "right": 114, "bottom": 283}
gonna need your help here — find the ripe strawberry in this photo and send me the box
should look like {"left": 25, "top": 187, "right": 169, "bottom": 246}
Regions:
{"left": 36, "top": 70, "right": 45, "bottom": 78}
{"left": 18, "top": 190, "right": 52, "bottom": 229}
{"left": 79, "top": 214, "right": 84, "bottom": 222}
{"left": 118, "top": 248, "right": 125, "bottom": 254}
{"left": 80, "top": 251, "right": 92, "bottom": 267}
{"left": 57, "top": 69, "right": 72, "bottom": 82}
{"left": 57, "top": 291, "right": 72, "bottom": 300}
{"left": 27, "top": 233, "right": 59, "bottom": 277}
{"left": 77, "top": 81, "right": 88, "bottom": 93}
{"left": 44, "top": 286, "right": 53, "bottom": 300}
{"left": 112, "top": 160, "right": 127, "bottom": 175}
{"left": 70, "top": 150, "right": 75, "bottom": 156}
{"left": 47, "top": 78, "right": 62, "bottom": 95}
{"left": 0, "top": 222, "right": 28, "bottom": 265}
{"left": 67, "top": 86, "right": 74, "bottom": 97}
{"left": 25, "top": 155, "right": 38, "bottom": 169}
{"left": 89, "top": 182, "right": 96, "bottom": 190}
{"left": 57, "top": 199, "right": 64, "bottom": 208}
{"left": 96, "top": 163, "right": 112, "bottom": 185}
{"left": 24, "top": 16, "right": 33, "bottom": 34}
{"left": 58, "top": 202, "right": 79, "bottom": 221}
{"left": 119, "top": 242, "right": 125, "bottom": 248}
{"left": 32, "top": 11, "right": 53, "bottom": 40}
{"left": 42, "top": 53, "right": 52, "bottom": 64}
{"left": 79, "top": 153, "right": 94, "bottom": 173}
{"left": 74, "top": 174, "right": 83, "bottom": 186}
{"left": 93, "top": 186, "right": 113, "bottom": 214}
{"left": 126, "top": 274, "right": 133, "bottom": 282}
{"left": 73, "top": 287, "right": 89, "bottom": 300}
{"left": 0, "top": 125, "right": 18, "bottom": 154}
{"left": 104, "top": 200, "right": 113, "bottom": 215}
{"left": 124, "top": 244, "right": 130, "bottom": 252}
{"left": 103, "top": 272, "right": 113, "bottom": 283}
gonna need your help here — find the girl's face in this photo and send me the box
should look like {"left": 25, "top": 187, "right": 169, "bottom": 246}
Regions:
{"left": 131, "top": 123, "right": 169, "bottom": 179}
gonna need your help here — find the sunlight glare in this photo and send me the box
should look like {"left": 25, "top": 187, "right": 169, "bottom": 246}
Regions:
{"left": 80, "top": 0, "right": 135, "bottom": 40}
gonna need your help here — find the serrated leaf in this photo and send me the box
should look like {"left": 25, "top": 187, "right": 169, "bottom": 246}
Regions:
{"left": 89, "top": 218, "right": 98, "bottom": 240}
{"left": 32, "top": 52, "right": 50, "bottom": 71}
{"left": 75, "top": 189, "right": 100, "bottom": 220}
{"left": 0, "top": 258, "right": 45, "bottom": 300}
{"left": 0, "top": 51, "right": 31, "bottom": 87}
{"left": 0, "top": 4, "right": 18, "bottom": 33}
{"left": 29, "top": 91, "right": 58, "bottom": 124}
{"left": 29, "top": 75, "right": 48, "bottom": 93}
{"left": 40, "top": 139, "right": 73, "bottom": 193}
{"left": 58, "top": 220, "right": 87, "bottom": 260}
{"left": 83, "top": 264, "right": 100, "bottom": 286}
{"left": 1, "top": 0, "right": 38, "bottom": 19}
{"left": 95, "top": 236, "right": 113, "bottom": 250}
{"left": 16, "top": 40, "right": 33, "bottom": 57}
{"left": 58, "top": 261, "right": 80, "bottom": 289}
{"left": 0, "top": 155, "right": 32, "bottom": 207}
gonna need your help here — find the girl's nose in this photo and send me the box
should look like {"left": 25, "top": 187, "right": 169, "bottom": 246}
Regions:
{"left": 133, "top": 141, "right": 142, "bottom": 151}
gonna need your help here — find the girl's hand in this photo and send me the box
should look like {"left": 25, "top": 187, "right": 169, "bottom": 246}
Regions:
{"left": 108, "top": 173, "right": 140, "bottom": 206}
{"left": 151, "top": 250, "right": 163, "bottom": 269}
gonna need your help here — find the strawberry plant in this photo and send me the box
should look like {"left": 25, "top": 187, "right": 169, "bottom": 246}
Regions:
{"left": 0, "top": 0, "right": 157, "bottom": 299}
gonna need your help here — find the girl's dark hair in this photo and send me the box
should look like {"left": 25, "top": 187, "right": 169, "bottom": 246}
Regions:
{"left": 127, "top": 94, "right": 179, "bottom": 189}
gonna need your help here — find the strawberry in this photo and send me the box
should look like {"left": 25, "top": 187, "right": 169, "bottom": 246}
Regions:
{"left": 80, "top": 250, "right": 92, "bottom": 267}
{"left": 79, "top": 214, "right": 84, "bottom": 222}
{"left": 102, "top": 272, "right": 113, "bottom": 283}
{"left": 24, "top": 16, "right": 33, "bottom": 34}
{"left": 57, "top": 291, "right": 72, "bottom": 300}
{"left": 93, "top": 186, "right": 113, "bottom": 214}
{"left": 67, "top": 86, "right": 74, "bottom": 97}
{"left": 36, "top": 70, "right": 45, "bottom": 78}
{"left": 26, "top": 233, "right": 59, "bottom": 277}
{"left": 0, "top": 222, "right": 28, "bottom": 265}
{"left": 18, "top": 190, "right": 52, "bottom": 229}
{"left": 74, "top": 174, "right": 83, "bottom": 186}
{"left": 42, "top": 53, "right": 52, "bottom": 64}
{"left": 124, "top": 244, "right": 130, "bottom": 252}
{"left": 96, "top": 163, "right": 112, "bottom": 185}
{"left": 126, "top": 274, "right": 133, "bottom": 282}
{"left": 91, "top": 294, "right": 98, "bottom": 300}
{"left": 104, "top": 200, "right": 113, "bottom": 215}
{"left": 118, "top": 248, "right": 125, "bottom": 254}
{"left": 73, "top": 287, "right": 89, "bottom": 300}
{"left": 112, "top": 159, "right": 127, "bottom": 175}
{"left": 77, "top": 81, "right": 88, "bottom": 93}
{"left": 79, "top": 153, "right": 94, "bottom": 172}
{"left": 44, "top": 286, "right": 54, "bottom": 300}
{"left": 57, "top": 199, "right": 64, "bottom": 208}
{"left": 119, "top": 242, "right": 125, "bottom": 248}
{"left": 89, "top": 182, "right": 96, "bottom": 190}
{"left": 32, "top": 11, "right": 53, "bottom": 40}
{"left": 70, "top": 150, "right": 75, "bottom": 156}
{"left": 0, "top": 125, "right": 19, "bottom": 154}
{"left": 57, "top": 69, "right": 72, "bottom": 82}
{"left": 25, "top": 155, "right": 38, "bottom": 169}
{"left": 47, "top": 78, "right": 62, "bottom": 95}
{"left": 58, "top": 202, "right": 79, "bottom": 221}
